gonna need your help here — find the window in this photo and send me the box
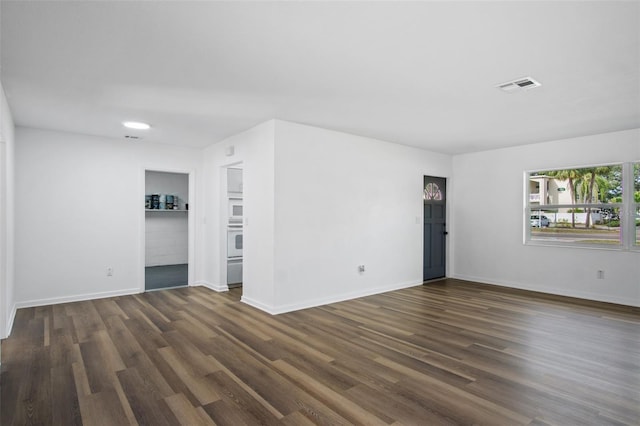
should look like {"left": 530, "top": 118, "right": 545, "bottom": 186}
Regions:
{"left": 525, "top": 163, "right": 639, "bottom": 250}
{"left": 423, "top": 182, "right": 443, "bottom": 201}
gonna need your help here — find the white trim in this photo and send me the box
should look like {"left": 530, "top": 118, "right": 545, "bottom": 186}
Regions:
{"left": 633, "top": 200, "right": 640, "bottom": 252}
{"left": 220, "top": 162, "right": 244, "bottom": 291}
{"left": 525, "top": 240, "right": 626, "bottom": 251}
{"left": 142, "top": 167, "right": 196, "bottom": 292}
{"left": 2, "top": 303, "right": 16, "bottom": 339}
{"left": 194, "top": 280, "right": 229, "bottom": 292}
{"left": 240, "top": 295, "right": 275, "bottom": 313}
{"left": 242, "top": 279, "right": 423, "bottom": 315}
{"left": 14, "top": 287, "right": 141, "bottom": 310}
{"left": 622, "top": 162, "right": 635, "bottom": 249}
{"left": 528, "top": 203, "right": 623, "bottom": 210}
{"left": 525, "top": 161, "right": 626, "bottom": 175}
{"left": 451, "top": 273, "right": 640, "bottom": 308}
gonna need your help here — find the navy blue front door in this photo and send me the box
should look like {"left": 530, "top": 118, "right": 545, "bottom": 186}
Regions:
{"left": 423, "top": 176, "right": 446, "bottom": 281}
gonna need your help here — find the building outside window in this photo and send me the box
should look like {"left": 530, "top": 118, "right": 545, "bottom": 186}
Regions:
{"left": 525, "top": 163, "right": 639, "bottom": 249}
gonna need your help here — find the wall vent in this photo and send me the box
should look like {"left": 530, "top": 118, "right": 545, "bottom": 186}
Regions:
{"left": 497, "top": 77, "right": 541, "bottom": 93}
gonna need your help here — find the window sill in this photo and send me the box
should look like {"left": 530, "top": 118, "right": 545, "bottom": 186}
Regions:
{"left": 525, "top": 239, "right": 640, "bottom": 252}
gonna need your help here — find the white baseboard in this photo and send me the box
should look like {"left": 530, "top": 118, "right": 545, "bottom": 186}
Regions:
{"left": 14, "top": 287, "right": 142, "bottom": 310}
{"left": 193, "top": 280, "right": 229, "bottom": 292}
{"left": 451, "top": 273, "right": 640, "bottom": 308}
{"left": 242, "top": 279, "right": 422, "bottom": 315}
{"left": 241, "top": 296, "right": 275, "bottom": 313}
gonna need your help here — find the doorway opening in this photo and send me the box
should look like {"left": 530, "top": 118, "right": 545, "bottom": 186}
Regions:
{"left": 144, "top": 170, "right": 190, "bottom": 291}
{"left": 423, "top": 175, "right": 447, "bottom": 281}
{"left": 224, "top": 166, "right": 243, "bottom": 295}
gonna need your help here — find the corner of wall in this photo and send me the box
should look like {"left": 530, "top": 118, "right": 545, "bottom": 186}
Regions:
{"left": 0, "top": 81, "right": 16, "bottom": 341}
{"left": 3, "top": 302, "right": 17, "bottom": 339}
{"left": 244, "top": 279, "right": 423, "bottom": 315}
{"left": 194, "top": 281, "right": 229, "bottom": 293}
{"left": 240, "top": 295, "right": 278, "bottom": 315}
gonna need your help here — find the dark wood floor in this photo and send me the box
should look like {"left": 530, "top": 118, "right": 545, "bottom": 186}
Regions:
{"left": 2, "top": 279, "right": 639, "bottom": 425}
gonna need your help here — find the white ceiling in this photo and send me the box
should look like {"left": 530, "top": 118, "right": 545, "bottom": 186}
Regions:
{"left": 1, "top": 1, "right": 638, "bottom": 155}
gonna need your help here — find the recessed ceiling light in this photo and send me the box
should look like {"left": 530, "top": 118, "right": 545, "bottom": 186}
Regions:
{"left": 123, "top": 121, "right": 151, "bottom": 130}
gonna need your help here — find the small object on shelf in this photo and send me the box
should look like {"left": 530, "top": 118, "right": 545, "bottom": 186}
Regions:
{"left": 145, "top": 194, "right": 186, "bottom": 211}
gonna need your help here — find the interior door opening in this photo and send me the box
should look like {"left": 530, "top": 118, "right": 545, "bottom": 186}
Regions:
{"left": 145, "top": 170, "right": 189, "bottom": 291}
{"left": 225, "top": 166, "right": 243, "bottom": 295}
{"left": 423, "top": 175, "right": 446, "bottom": 281}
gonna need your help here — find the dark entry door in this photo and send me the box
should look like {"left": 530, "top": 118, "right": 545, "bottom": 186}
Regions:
{"left": 423, "top": 176, "right": 446, "bottom": 281}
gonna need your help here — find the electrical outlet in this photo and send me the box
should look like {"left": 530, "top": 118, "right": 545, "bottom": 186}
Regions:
{"left": 597, "top": 270, "right": 604, "bottom": 279}
{"left": 107, "top": 267, "right": 113, "bottom": 277}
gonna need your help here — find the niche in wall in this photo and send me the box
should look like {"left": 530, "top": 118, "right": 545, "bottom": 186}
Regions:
{"left": 145, "top": 170, "right": 189, "bottom": 290}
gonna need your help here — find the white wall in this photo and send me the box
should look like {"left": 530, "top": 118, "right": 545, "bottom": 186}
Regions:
{"left": 14, "top": 127, "right": 202, "bottom": 307}
{"left": 451, "top": 128, "right": 640, "bottom": 307}
{"left": 0, "top": 82, "right": 16, "bottom": 339}
{"left": 145, "top": 171, "right": 189, "bottom": 267}
{"left": 201, "top": 120, "right": 276, "bottom": 302}
{"left": 10, "top": 117, "right": 636, "bottom": 333}
{"left": 145, "top": 213, "right": 189, "bottom": 267}
{"left": 202, "top": 119, "right": 452, "bottom": 313}
{"left": 269, "top": 121, "right": 452, "bottom": 313}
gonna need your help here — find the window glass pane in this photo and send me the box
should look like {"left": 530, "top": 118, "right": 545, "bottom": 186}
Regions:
{"left": 530, "top": 165, "right": 622, "bottom": 206}
{"left": 529, "top": 207, "right": 621, "bottom": 245}
{"left": 423, "top": 182, "right": 443, "bottom": 201}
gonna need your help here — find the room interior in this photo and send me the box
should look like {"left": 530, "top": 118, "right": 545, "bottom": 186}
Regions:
{"left": 0, "top": 1, "right": 638, "bottom": 425}
{"left": 145, "top": 170, "right": 190, "bottom": 291}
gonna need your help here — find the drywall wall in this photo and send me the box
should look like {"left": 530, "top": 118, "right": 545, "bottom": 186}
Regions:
{"left": 270, "top": 120, "right": 452, "bottom": 312}
{"left": 202, "top": 119, "right": 452, "bottom": 313}
{"left": 0, "top": 135, "right": 4, "bottom": 337}
{"left": 451, "top": 128, "right": 640, "bottom": 306}
{"left": 145, "top": 171, "right": 189, "bottom": 267}
{"left": 201, "top": 120, "right": 276, "bottom": 304}
{"left": 0, "top": 82, "right": 16, "bottom": 339}
{"left": 14, "top": 127, "right": 202, "bottom": 307}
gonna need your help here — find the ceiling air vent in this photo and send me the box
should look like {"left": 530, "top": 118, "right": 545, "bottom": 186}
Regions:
{"left": 497, "top": 77, "right": 541, "bottom": 93}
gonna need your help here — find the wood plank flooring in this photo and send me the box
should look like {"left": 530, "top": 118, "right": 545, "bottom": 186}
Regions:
{"left": 1, "top": 279, "right": 639, "bottom": 425}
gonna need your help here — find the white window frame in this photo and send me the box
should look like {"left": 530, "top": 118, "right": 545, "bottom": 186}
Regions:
{"left": 633, "top": 162, "right": 640, "bottom": 248}
{"left": 524, "top": 162, "right": 639, "bottom": 251}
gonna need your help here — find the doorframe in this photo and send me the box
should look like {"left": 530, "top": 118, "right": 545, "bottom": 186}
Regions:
{"left": 139, "top": 167, "right": 196, "bottom": 293}
{"left": 0, "top": 140, "right": 5, "bottom": 340}
{"left": 423, "top": 175, "right": 449, "bottom": 282}
{"left": 219, "top": 162, "right": 243, "bottom": 291}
